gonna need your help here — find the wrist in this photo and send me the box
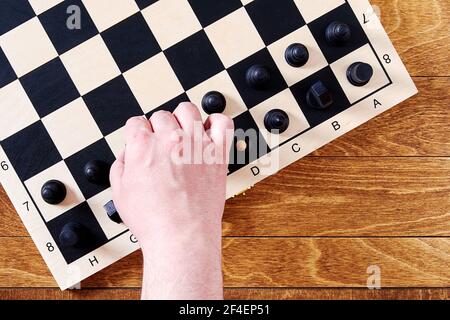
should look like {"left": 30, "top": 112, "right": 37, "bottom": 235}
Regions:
{"left": 140, "top": 231, "right": 223, "bottom": 300}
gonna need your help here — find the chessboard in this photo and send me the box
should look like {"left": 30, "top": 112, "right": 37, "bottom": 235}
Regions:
{"left": 0, "top": 0, "right": 417, "bottom": 289}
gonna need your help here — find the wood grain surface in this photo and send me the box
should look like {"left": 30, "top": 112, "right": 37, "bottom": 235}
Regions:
{"left": 0, "top": 0, "right": 449, "bottom": 300}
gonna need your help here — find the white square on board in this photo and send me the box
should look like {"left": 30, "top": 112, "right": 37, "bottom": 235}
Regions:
{"left": 294, "top": 0, "right": 345, "bottom": 23}
{"left": 105, "top": 127, "right": 125, "bottom": 159}
{"left": 268, "top": 26, "right": 328, "bottom": 86}
{"left": 124, "top": 53, "right": 184, "bottom": 114}
{"left": 28, "top": 0, "right": 63, "bottom": 14}
{"left": 25, "top": 161, "right": 85, "bottom": 222}
{"left": 0, "top": 17, "right": 58, "bottom": 77}
{"left": 250, "top": 89, "right": 310, "bottom": 149}
{"left": 42, "top": 98, "right": 103, "bottom": 159}
{"left": 82, "top": 0, "right": 139, "bottom": 32}
{"left": 205, "top": 8, "right": 265, "bottom": 68}
{"left": 330, "top": 44, "right": 390, "bottom": 104}
{"left": 0, "top": 81, "right": 39, "bottom": 140}
{"left": 187, "top": 70, "right": 247, "bottom": 120}
{"left": 60, "top": 35, "right": 120, "bottom": 95}
{"left": 142, "top": 0, "right": 202, "bottom": 50}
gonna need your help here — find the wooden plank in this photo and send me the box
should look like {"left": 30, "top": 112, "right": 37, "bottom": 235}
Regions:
{"left": 0, "top": 288, "right": 448, "bottom": 300}
{"left": 1, "top": 237, "right": 448, "bottom": 288}
{"left": 224, "top": 157, "right": 450, "bottom": 236}
{"left": 1, "top": 157, "right": 449, "bottom": 237}
{"left": 312, "top": 78, "right": 450, "bottom": 157}
{"left": 373, "top": 0, "right": 450, "bottom": 76}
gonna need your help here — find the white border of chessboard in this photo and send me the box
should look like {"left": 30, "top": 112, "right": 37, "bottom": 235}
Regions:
{"left": 0, "top": 0, "right": 417, "bottom": 290}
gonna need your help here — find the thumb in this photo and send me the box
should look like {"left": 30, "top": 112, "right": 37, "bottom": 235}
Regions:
{"left": 110, "top": 151, "right": 124, "bottom": 190}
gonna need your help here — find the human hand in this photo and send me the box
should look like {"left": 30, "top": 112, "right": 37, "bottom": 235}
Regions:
{"left": 110, "top": 102, "right": 234, "bottom": 300}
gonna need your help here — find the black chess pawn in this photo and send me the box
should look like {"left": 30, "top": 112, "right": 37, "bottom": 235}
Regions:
{"left": 41, "top": 180, "right": 66, "bottom": 205}
{"left": 104, "top": 200, "right": 122, "bottom": 224}
{"left": 264, "top": 109, "right": 290, "bottom": 134}
{"left": 306, "top": 81, "right": 334, "bottom": 110}
{"left": 246, "top": 65, "right": 271, "bottom": 90}
{"left": 202, "top": 91, "right": 226, "bottom": 115}
{"left": 59, "top": 222, "right": 86, "bottom": 247}
{"left": 285, "top": 43, "right": 309, "bottom": 67}
{"left": 325, "top": 21, "right": 351, "bottom": 46}
{"left": 347, "top": 62, "right": 374, "bottom": 86}
{"left": 84, "top": 160, "right": 110, "bottom": 186}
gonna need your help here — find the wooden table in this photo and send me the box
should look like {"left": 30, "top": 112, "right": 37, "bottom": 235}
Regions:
{"left": 1, "top": 0, "right": 449, "bottom": 300}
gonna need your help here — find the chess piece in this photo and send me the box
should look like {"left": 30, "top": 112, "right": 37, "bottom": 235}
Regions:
{"left": 59, "top": 222, "right": 85, "bottom": 247}
{"left": 306, "top": 81, "right": 334, "bottom": 110}
{"left": 246, "top": 65, "right": 271, "bottom": 89}
{"left": 285, "top": 43, "right": 309, "bottom": 67}
{"left": 84, "top": 160, "right": 110, "bottom": 185}
{"left": 325, "top": 21, "right": 351, "bottom": 46}
{"left": 104, "top": 200, "right": 122, "bottom": 224}
{"left": 347, "top": 62, "right": 374, "bottom": 86}
{"left": 264, "top": 109, "right": 290, "bottom": 134}
{"left": 202, "top": 91, "right": 226, "bottom": 114}
{"left": 41, "top": 180, "right": 66, "bottom": 205}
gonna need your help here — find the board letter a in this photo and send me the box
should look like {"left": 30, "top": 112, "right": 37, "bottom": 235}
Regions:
{"left": 374, "top": 99, "right": 382, "bottom": 109}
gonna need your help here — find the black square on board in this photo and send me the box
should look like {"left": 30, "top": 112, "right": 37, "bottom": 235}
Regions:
{"left": 228, "top": 111, "right": 269, "bottom": 174}
{"left": 146, "top": 93, "right": 190, "bottom": 118}
{"left": 65, "top": 139, "right": 115, "bottom": 200}
{"left": 1, "top": 121, "right": 62, "bottom": 181}
{"left": 135, "top": 0, "right": 158, "bottom": 10}
{"left": 83, "top": 75, "right": 143, "bottom": 136}
{"left": 46, "top": 202, "right": 108, "bottom": 264}
{"left": 188, "top": 0, "right": 242, "bottom": 27}
{"left": 228, "top": 48, "right": 287, "bottom": 108}
{"left": 246, "top": 0, "right": 305, "bottom": 45}
{"left": 164, "top": 30, "right": 224, "bottom": 90}
{"left": 290, "top": 66, "right": 351, "bottom": 128}
{"left": 102, "top": 12, "right": 161, "bottom": 73}
{"left": 0, "top": 0, "right": 35, "bottom": 36}
{"left": 39, "top": 0, "right": 98, "bottom": 54}
{"left": 308, "top": 3, "right": 369, "bottom": 64}
{"left": 0, "top": 47, "right": 17, "bottom": 88}
{"left": 20, "top": 58, "right": 80, "bottom": 117}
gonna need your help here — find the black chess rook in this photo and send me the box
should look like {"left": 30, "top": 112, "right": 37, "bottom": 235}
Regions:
{"left": 347, "top": 62, "right": 374, "bottom": 86}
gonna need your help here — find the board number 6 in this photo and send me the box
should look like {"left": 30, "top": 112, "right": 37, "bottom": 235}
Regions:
{"left": 1, "top": 161, "right": 9, "bottom": 171}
